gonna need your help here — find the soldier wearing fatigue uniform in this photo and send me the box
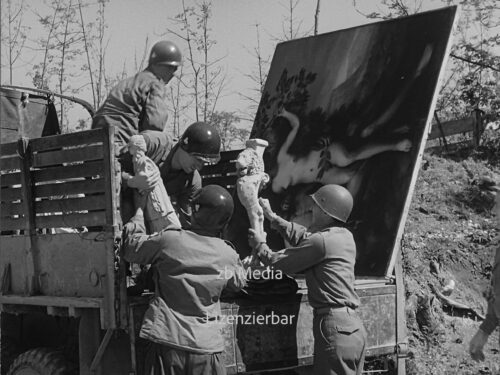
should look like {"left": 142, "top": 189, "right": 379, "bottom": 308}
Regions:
{"left": 123, "top": 185, "right": 246, "bottom": 375}
{"left": 469, "top": 191, "right": 500, "bottom": 362}
{"left": 120, "top": 122, "right": 221, "bottom": 226}
{"left": 92, "top": 40, "right": 182, "bottom": 153}
{"left": 248, "top": 184, "right": 367, "bottom": 375}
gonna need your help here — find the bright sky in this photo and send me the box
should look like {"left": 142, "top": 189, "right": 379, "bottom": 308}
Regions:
{"left": 2, "top": 0, "right": 451, "bottom": 129}
{"left": 97, "top": 0, "right": 371, "bottom": 121}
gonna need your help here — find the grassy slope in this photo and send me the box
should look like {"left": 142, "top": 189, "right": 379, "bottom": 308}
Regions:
{"left": 403, "top": 150, "right": 500, "bottom": 375}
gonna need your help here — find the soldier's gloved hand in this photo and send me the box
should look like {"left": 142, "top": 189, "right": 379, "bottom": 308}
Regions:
{"left": 469, "top": 328, "right": 488, "bottom": 362}
{"left": 258, "top": 198, "right": 276, "bottom": 221}
{"left": 127, "top": 169, "right": 161, "bottom": 190}
{"left": 249, "top": 247, "right": 263, "bottom": 267}
{"left": 248, "top": 228, "right": 267, "bottom": 249}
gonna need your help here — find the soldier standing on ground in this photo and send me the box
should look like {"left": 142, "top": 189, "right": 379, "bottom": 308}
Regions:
{"left": 248, "top": 184, "right": 367, "bottom": 375}
{"left": 469, "top": 191, "right": 500, "bottom": 363}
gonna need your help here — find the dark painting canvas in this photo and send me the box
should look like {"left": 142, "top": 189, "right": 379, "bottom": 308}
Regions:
{"left": 247, "top": 7, "right": 458, "bottom": 276}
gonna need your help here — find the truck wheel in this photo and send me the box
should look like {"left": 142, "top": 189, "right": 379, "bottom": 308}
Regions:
{"left": 2, "top": 337, "right": 22, "bottom": 375}
{"left": 7, "top": 348, "right": 71, "bottom": 375}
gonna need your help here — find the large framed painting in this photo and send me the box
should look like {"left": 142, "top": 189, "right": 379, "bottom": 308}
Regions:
{"left": 234, "top": 6, "right": 458, "bottom": 277}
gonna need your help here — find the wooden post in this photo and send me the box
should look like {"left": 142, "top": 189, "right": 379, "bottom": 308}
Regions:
{"left": 472, "top": 108, "right": 483, "bottom": 149}
{"left": 101, "top": 126, "right": 119, "bottom": 329}
{"left": 395, "top": 251, "right": 408, "bottom": 375}
{"left": 433, "top": 111, "right": 449, "bottom": 152}
{"left": 102, "top": 126, "right": 119, "bottom": 229}
{"left": 79, "top": 309, "right": 102, "bottom": 375}
{"left": 18, "top": 138, "right": 37, "bottom": 295}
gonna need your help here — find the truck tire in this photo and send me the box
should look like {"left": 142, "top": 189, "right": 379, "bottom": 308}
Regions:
{"left": 7, "top": 348, "right": 71, "bottom": 375}
{"left": 1, "top": 336, "right": 21, "bottom": 375}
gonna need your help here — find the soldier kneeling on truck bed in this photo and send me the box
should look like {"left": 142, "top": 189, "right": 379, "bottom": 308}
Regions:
{"left": 121, "top": 124, "right": 221, "bottom": 295}
{"left": 122, "top": 185, "right": 246, "bottom": 375}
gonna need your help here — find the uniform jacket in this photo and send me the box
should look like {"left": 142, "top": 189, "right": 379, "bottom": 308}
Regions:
{"left": 480, "top": 245, "right": 500, "bottom": 335}
{"left": 257, "top": 218, "right": 360, "bottom": 310}
{"left": 120, "top": 132, "right": 202, "bottom": 226}
{"left": 123, "top": 217, "right": 246, "bottom": 353}
{"left": 92, "top": 69, "right": 169, "bottom": 150}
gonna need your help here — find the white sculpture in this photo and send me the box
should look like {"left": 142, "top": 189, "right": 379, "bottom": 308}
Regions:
{"left": 236, "top": 138, "right": 270, "bottom": 241}
{"left": 128, "top": 135, "right": 181, "bottom": 233}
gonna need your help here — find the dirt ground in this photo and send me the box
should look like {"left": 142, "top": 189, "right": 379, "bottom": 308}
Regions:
{"left": 402, "top": 150, "right": 500, "bottom": 375}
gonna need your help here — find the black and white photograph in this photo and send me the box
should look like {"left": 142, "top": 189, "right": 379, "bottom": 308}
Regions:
{"left": 1, "top": 1, "right": 499, "bottom": 375}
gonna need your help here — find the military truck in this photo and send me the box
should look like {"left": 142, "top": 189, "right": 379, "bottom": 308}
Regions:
{"left": 0, "top": 7, "right": 458, "bottom": 375}
{"left": 0, "top": 123, "right": 407, "bottom": 375}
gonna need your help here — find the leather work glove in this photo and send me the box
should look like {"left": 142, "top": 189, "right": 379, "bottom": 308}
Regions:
{"left": 469, "top": 328, "right": 488, "bottom": 362}
{"left": 247, "top": 229, "right": 267, "bottom": 267}
{"left": 127, "top": 169, "right": 161, "bottom": 190}
{"left": 123, "top": 207, "right": 146, "bottom": 238}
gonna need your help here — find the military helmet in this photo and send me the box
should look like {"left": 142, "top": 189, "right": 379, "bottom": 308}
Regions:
{"left": 310, "top": 184, "right": 353, "bottom": 223}
{"left": 180, "top": 122, "right": 221, "bottom": 164}
{"left": 192, "top": 185, "right": 234, "bottom": 230}
{"left": 149, "top": 41, "right": 182, "bottom": 67}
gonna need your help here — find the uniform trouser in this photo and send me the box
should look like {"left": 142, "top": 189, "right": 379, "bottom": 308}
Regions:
{"left": 143, "top": 342, "right": 226, "bottom": 375}
{"left": 118, "top": 129, "right": 170, "bottom": 224}
{"left": 313, "top": 307, "right": 367, "bottom": 375}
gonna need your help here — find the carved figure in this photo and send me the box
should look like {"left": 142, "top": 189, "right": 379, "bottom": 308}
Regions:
{"left": 128, "top": 135, "right": 181, "bottom": 233}
{"left": 236, "top": 139, "right": 270, "bottom": 237}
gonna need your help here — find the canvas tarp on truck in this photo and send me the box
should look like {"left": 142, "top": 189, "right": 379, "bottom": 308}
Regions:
{"left": 0, "top": 87, "right": 60, "bottom": 144}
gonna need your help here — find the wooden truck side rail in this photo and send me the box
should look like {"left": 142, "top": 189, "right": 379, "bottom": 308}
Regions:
{"left": 0, "top": 137, "right": 407, "bottom": 374}
{"left": 0, "top": 127, "right": 122, "bottom": 329}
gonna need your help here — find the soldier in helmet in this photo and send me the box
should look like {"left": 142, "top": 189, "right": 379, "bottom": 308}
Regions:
{"left": 123, "top": 185, "right": 246, "bottom": 375}
{"left": 92, "top": 40, "right": 182, "bottom": 152}
{"left": 123, "top": 122, "right": 221, "bottom": 295}
{"left": 248, "top": 184, "right": 367, "bottom": 375}
{"left": 469, "top": 191, "right": 500, "bottom": 363}
{"left": 122, "top": 122, "right": 221, "bottom": 226}
{"left": 92, "top": 40, "right": 221, "bottom": 225}
{"left": 90, "top": 40, "right": 192, "bottom": 220}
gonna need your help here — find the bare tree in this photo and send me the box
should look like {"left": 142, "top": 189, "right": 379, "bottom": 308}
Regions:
{"left": 352, "top": 0, "right": 423, "bottom": 19}
{"left": 95, "top": 0, "right": 108, "bottom": 104}
{"left": 1, "top": 0, "right": 29, "bottom": 84}
{"left": 210, "top": 111, "right": 249, "bottom": 151}
{"left": 272, "top": 0, "right": 313, "bottom": 42}
{"left": 58, "top": 0, "right": 73, "bottom": 128}
{"left": 314, "top": 0, "right": 321, "bottom": 35}
{"left": 77, "top": 0, "right": 96, "bottom": 107}
{"left": 166, "top": 0, "right": 227, "bottom": 127}
{"left": 437, "top": 0, "right": 500, "bottom": 123}
{"left": 133, "top": 36, "right": 149, "bottom": 73}
{"left": 31, "top": 0, "right": 62, "bottom": 90}
{"left": 31, "top": 0, "right": 84, "bottom": 131}
{"left": 168, "top": 66, "right": 193, "bottom": 138}
{"left": 77, "top": 0, "right": 109, "bottom": 109}
{"left": 352, "top": 0, "right": 500, "bottom": 126}
{"left": 239, "top": 23, "right": 271, "bottom": 123}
